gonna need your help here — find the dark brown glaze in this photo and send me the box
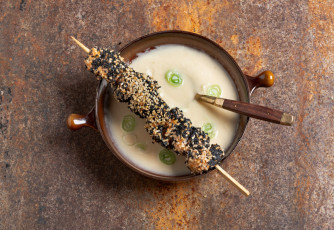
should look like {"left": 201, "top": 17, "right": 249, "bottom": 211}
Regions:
{"left": 67, "top": 108, "right": 97, "bottom": 130}
{"left": 246, "top": 70, "right": 275, "bottom": 95}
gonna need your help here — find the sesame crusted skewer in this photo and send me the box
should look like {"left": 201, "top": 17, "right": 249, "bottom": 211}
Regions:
{"left": 71, "top": 36, "right": 249, "bottom": 196}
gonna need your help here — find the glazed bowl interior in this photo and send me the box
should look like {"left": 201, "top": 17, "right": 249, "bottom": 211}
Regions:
{"left": 96, "top": 31, "right": 250, "bottom": 181}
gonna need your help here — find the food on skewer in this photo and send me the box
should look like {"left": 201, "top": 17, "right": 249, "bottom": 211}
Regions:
{"left": 71, "top": 37, "right": 250, "bottom": 196}
{"left": 84, "top": 47, "right": 225, "bottom": 174}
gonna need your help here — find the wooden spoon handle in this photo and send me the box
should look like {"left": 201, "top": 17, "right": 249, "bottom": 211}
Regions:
{"left": 223, "top": 99, "right": 294, "bottom": 126}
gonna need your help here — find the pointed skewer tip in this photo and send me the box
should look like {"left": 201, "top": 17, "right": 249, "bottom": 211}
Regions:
{"left": 71, "top": 36, "right": 90, "bottom": 54}
{"left": 215, "top": 165, "right": 250, "bottom": 196}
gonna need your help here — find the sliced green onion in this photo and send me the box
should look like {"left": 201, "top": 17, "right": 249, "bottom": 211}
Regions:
{"left": 135, "top": 143, "right": 147, "bottom": 151}
{"left": 206, "top": 84, "right": 222, "bottom": 97}
{"left": 165, "top": 70, "right": 183, "bottom": 87}
{"left": 202, "top": 122, "right": 217, "bottom": 139}
{"left": 122, "top": 115, "right": 136, "bottom": 132}
{"left": 159, "top": 149, "right": 176, "bottom": 165}
{"left": 202, "top": 123, "right": 213, "bottom": 132}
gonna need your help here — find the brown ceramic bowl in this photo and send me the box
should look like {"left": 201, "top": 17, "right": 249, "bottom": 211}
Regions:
{"left": 67, "top": 31, "right": 274, "bottom": 181}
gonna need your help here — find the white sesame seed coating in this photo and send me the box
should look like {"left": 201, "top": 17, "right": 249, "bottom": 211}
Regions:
{"left": 84, "top": 48, "right": 225, "bottom": 174}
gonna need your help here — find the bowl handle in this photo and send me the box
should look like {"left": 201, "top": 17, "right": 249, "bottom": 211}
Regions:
{"left": 67, "top": 107, "right": 97, "bottom": 131}
{"left": 245, "top": 71, "right": 274, "bottom": 95}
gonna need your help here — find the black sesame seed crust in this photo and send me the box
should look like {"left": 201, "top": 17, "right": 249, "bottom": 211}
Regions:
{"left": 84, "top": 48, "right": 225, "bottom": 174}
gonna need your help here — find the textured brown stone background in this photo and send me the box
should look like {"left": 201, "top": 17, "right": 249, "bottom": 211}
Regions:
{"left": 1, "top": 0, "right": 333, "bottom": 229}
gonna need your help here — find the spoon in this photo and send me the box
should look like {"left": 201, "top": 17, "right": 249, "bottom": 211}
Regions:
{"left": 195, "top": 94, "right": 294, "bottom": 126}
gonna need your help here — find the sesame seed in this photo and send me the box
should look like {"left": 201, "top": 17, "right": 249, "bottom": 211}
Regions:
{"left": 85, "top": 48, "right": 225, "bottom": 174}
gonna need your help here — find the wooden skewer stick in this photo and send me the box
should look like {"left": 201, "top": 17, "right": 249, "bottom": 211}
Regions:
{"left": 71, "top": 36, "right": 250, "bottom": 196}
{"left": 215, "top": 165, "right": 250, "bottom": 196}
{"left": 71, "top": 36, "right": 90, "bottom": 53}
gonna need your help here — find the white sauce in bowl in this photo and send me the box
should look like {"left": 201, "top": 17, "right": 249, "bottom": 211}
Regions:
{"left": 107, "top": 45, "right": 239, "bottom": 176}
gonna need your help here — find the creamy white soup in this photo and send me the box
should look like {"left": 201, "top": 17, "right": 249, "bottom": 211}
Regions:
{"left": 107, "top": 45, "right": 239, "bottom": 176}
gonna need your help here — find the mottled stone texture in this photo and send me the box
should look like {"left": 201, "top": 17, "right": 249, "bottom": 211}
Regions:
{"left": 0, "top": 0, "right": 333, "bottom": 229}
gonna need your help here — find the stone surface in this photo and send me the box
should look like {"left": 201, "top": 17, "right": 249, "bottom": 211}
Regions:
{"left": 0, "top": 0, "right": 333, "bottom": 229}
